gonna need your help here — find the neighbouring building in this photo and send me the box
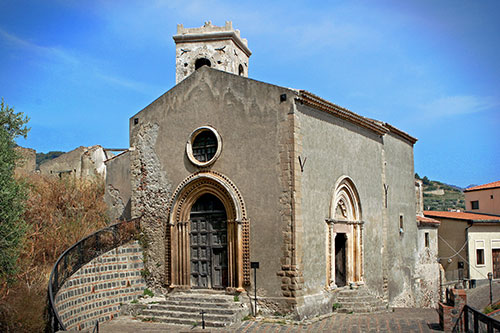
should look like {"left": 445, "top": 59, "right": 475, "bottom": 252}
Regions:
{"left": 39, "top": 145, "right": 113, "bottom": 178}
{"left": 464, "top": 180, "right": 500, "bottom": 216}
{"left": 107, "top": 21, "right": 433, "bottom": 318}
{"left": 424, "top": 210, "right": 500, "bottom": 282}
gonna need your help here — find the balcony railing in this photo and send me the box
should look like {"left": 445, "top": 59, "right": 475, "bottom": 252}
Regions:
{"left": 454, "top": 305, "right": 500, "bottom": 332}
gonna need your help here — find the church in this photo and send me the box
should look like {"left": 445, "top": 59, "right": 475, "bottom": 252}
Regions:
{"left": 106, "top": 21, "right": 427, "bottom": 318}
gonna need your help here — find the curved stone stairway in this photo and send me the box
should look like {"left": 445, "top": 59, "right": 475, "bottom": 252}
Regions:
{"left": 124, "top": 290, "right": 250, "bottom": 328}
{"left": 332, "top": 286, "right": 389, "bottom": 314}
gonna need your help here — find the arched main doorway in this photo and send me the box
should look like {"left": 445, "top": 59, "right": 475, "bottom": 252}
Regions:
{"left": 190, "top": 193, "right": 228, "bottom": 289}
{"left": 167, "top": 171, "right": 250, "bottom": 291}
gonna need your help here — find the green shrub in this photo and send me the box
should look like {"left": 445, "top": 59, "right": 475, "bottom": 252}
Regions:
{"left": 143, "top": 288, "right": 154, "bottom": 297}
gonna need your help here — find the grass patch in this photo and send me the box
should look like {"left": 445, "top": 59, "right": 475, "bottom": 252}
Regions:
{"left": 143, "top": 288, "right": 154, "bottom": 297}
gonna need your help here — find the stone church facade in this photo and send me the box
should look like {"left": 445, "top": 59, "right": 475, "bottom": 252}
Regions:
{"left": 108, "top": 21, "right": 427, "bottom": 318}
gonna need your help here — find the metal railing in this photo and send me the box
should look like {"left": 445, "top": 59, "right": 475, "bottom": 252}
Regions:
{"left": 453, "top": 305, "right": 500, "bottom": 332}
{"left": 47, "top": 218, "right": 141, "bottom": 332}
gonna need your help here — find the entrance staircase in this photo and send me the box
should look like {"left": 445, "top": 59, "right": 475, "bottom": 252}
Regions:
{"left": 332, "top": 286, "right": 388, "bottom": 314}
{"left": 129, "top": 290, "right": 250, "bottom": 328}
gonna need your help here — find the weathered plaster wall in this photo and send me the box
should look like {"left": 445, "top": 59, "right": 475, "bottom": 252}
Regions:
{"left": 55, "top": 241, "right": 145, "bottom": 331}
{"left": 415, "top": 226, "right": 440, "bottom": 307}
{"left": 40, "top": 145, "right": 108, "bottom": 178}
{"left": 383, "top": 133, "right": 418, "bottom": 307}
{"left": 295, "top": 103, "right": 386, "bottom": 316}
{"left": 436, "top": 218, "right": 468, "bottom": 281}
{"left": 40, "top": 146, "right": 86, "bottom": 176}
{"left": 129, "top": 67, "right": 293, "bottom": 301}
{"left": 105, "top": 151, "right": 131, "bottom": 222}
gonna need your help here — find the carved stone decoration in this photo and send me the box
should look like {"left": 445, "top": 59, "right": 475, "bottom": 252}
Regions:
{"left": 166, "top": 171, "right": 249, "bottom": 290}
{"left": 336, "top": 199, "right": 348, "bottom": 219}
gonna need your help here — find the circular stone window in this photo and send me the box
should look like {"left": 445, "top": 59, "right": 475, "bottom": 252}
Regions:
{"left": 186, "top": 126, "right": 222, "bottom": 167}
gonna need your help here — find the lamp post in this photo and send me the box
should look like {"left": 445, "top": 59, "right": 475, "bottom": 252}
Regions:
{"left": 488, "top": 272, "right": 493, "bottom": 305}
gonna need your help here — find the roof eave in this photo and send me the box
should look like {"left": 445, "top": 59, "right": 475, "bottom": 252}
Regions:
{"left": 296, "top": 90, "right": 389, "bottom": 136}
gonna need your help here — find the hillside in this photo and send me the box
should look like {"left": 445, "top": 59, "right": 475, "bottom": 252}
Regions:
{"left": 36, "top": 151, "right": 64, "bottom": 169}
{"left": 417, "top": 175, "right": 465, "bottom": 211}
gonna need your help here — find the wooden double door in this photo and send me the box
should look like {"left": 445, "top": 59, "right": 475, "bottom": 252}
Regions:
{"left": 493, "top": 249, "right": 500, "bottom": 279}
{"left": 190, "top": 194, "right": 228, "bottom": 289}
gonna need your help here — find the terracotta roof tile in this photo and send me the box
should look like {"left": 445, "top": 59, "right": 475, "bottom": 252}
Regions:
{"left": 417, "top": 215, "right": 440, "bottom": 227}
{"left": 424, "top": 211, "right": 500, "bottom": 222}
{"left": 464, "top": 180, "right": 500, "bottom": 192}
{"left": 417, "top": 215, "right": 440, "bottom": 224}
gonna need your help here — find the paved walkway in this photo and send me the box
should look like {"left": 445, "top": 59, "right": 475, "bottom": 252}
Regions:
{"left": 466, "top": 280, "right": 500, "bottom": 310}
{"left": 99, "top": 308, "right": 441, "bottom": 332}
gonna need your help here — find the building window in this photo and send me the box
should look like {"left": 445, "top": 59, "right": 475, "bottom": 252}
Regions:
{"left": 424, "top": 232, "right": 429, "bottom": 248}
{"left": 192, "top": 131, "right": 217, "bottom": 162}
{"left": 476, "top": 249, "right": 485, "bottom": 265}
{"left": 471, "top": 200, "right": 479, "bottom": 210}
{"left": 186, "top": 126, "right": 222, "bottom": 167}
{"left": 476, "top": 240, "right": 485, "bottom": 266}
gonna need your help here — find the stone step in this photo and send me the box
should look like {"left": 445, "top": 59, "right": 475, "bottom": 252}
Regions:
{"left": 335, "top": 300, "right": 384, "bottom": 308}
{"left": 125, "top": 291, "right": 250, "bottom": 328}
{"left": 332, "top": 287, "right": 388, "bottom": 314}
{"left": 139, "top": 303, "right": 240, "bottom": 315}
{"left": 141, "top": 309, "right": 235, "bottom": 322}
{"left": 336, "top": 295, "right": 379, "bottom": 302}
{"left": 165, "top": 294, "right": 235, "bottom": 304}
{"left": 136, "top": 315, "right": 227, "bottom": 328}
{"left": 161, "top": 299, "right": 240, "bottom": 308}
{"left": 336, "top": 306, "right": 387, "bottom": 314}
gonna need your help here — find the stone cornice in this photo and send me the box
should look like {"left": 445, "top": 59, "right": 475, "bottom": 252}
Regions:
{"left": 173, "top": 31, "right": 252, "bottom": 57}
{"left": 384, "top": 123, "right": 418, "bottom": 145}
{"left": 296, "top": 90, "right": 418, "bottom": 145}
{"left": 297, "top": 90, "right": 388, "bottom": 136}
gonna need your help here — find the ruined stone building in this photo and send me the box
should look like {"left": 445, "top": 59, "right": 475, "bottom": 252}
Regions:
{"left": 39, "top": 145, "right": 112, "bottom": 178}
{"left": 107, "top": 21, "right": 434, "bottom": 318}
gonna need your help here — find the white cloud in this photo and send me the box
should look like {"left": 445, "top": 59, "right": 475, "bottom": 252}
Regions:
{"left": 420, "top": 95, "right": 498, "bottom": 118}
{"left": 0, "top": 28, "right": 79, "bottom": 65}
{"left": 95, "top": 72, "right": 162, "bottom": 95}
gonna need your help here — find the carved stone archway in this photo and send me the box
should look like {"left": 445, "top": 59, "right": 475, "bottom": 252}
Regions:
{"left": 166, "top": 171, "right": 249, "bottom": 291}
{"left": 326, "top": 176, "right": 364, "bottom": 288}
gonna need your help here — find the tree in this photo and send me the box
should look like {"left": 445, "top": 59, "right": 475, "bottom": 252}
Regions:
{"left": 0, "top": 98, "right": 30, "bottom": 282}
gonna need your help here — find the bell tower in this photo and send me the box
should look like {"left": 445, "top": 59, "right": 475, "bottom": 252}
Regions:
{"left": 173, "top": 21, "right": 252, "bottom": 84}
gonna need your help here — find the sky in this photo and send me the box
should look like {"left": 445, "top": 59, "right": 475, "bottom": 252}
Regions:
{"left": 0, "top": 0, "right": 498, "bottom": 188}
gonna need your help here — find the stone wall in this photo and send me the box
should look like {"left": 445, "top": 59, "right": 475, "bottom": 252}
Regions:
{"left": 105, "top": 151, "right": 131, "bottom": 221}
{"left": 129, "top": 67, "right": 291, "bottom": 298}
{"left": 14, "top": 146, "right": 36, "bottom": 176}
{"left": 54, "top": 241, "right": 145, "bottom": 331}
{"left": 40, "top": 145, "right": 110, "bottom": 178}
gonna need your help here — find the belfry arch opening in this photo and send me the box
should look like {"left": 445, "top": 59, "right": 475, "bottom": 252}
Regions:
{"left": 195, "top": 58, "right": 212, "bottom": 70}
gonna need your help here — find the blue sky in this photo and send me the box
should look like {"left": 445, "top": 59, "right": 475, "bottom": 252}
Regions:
{"left": 0, "top": 0, "right": 498, "bottom": 188}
